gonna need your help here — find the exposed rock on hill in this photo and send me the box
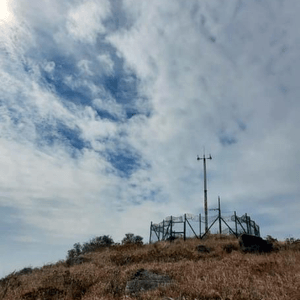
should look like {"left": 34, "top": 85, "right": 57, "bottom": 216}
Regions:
{"left": 125, "top": 268, "right": 173, "bottom": 296}
{"left": 239, "top": 234, "right": 274, "bottom": 253}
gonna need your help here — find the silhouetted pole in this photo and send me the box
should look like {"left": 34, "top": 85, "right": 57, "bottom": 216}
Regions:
{"left": 245, "top": 213, "right": 249, "bottom": 234}
{"left": 199, "top": 214, "right": 201, "bottom": 238}
{"left": 249, "top": 216, "right": 252, "bottom": 235}
{"left": 149, "top": 222, "right": 152, "bottom": 244}
{"left": 184, "top": 214, "right": 186, "bottom": 241}
{"left": 209, "top": 196, "right": 222, "bottom": 234}
{"left": 157, "top": 223, "right": 159, "bottom": 241}
{"left": 170, "top": 216, "right": 173, "bottom": 239}
{"left": 234, "top": 211, "right": 237, "bottom": 236}
{"left": 197, "top": 153, "right": 212, "bottom": 233}
{"left": 218, "top": 196, "right": 222, "bottom": 234}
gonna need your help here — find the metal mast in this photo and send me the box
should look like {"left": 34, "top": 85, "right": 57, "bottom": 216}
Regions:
{"left": 197, "top": 152, "right": 212, "bottom": 233}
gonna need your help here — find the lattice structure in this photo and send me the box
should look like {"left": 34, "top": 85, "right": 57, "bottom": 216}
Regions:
{"left": 149, "top": 211, "right": 260, "bottom": 243}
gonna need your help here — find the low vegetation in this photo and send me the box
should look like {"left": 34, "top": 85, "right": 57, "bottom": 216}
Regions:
{"left": 1, "top": 233, "right": 300, "bottom": 300}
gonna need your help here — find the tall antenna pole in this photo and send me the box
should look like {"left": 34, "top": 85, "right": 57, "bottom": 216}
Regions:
{"left": 197, "top": 151, "right": 212, "bottom": 233}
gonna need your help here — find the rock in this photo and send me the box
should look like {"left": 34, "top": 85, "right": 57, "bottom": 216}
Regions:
{"left": 239, "top": 234, "right": 274, "bottom": 253}
{"left": 196, "top": 245, "right": 211, "bottom": 253}
{"left": 125, "top": 268, "right": 173, "bottom": 296}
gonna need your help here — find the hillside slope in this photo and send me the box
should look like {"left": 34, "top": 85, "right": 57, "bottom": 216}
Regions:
{"left": 0, "top": 234, "right": 300, "bottom": 300}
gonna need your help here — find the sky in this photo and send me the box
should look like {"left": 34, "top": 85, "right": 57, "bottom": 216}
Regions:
{"left": 0, "top": 0, "right": 300, "bottom": 278}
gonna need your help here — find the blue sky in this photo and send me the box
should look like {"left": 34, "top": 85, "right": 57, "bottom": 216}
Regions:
{"left": 0, "top": 0, "right": 300, "bottom": 278}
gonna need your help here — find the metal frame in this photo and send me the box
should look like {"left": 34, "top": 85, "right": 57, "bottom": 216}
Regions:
{"left": 149, "top": 198, "right": 260, "bottom": 243}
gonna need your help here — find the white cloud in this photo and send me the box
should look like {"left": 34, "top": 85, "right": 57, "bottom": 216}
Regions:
{"left": 76, "top": 105, "right": 118, "bottom": 138}
{"left": 93, "top": 97, "right": 125, "bottom": 119}
{"left": 66, "top": 0, "right": 111, "bottom": 44}
{"left": 43, "top": 61, "right": 55, "bottom": 73}
{"left": 97, "top": 53, "right": 114, "bottom": 75}
{"left": 12, "top": 235, "right": 39, "bottom": 243}
{"left": 77, "top": 59, "right": 94, "bottom": 76}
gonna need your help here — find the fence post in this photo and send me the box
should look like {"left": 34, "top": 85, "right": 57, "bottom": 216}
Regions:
{"left": 163, "top": 220, "right": 165, "bottom": 241}
{"left": 218, "top": 196, "right": 222, "bottom": 235}
{"left": 157, "top": 223, "right": 160, "bottom": 241}
{"left": 199, "top": 214, "right": 201, "bottom": 239}
{"left": 234, "top": 211, "right": 237, "bottom": 236}
{"left": 248, "top": 216, "right": 252, "bottom": 235}
{"left": 149, "top": 222, "right": 152, "bottom": 244}
{"left": 184, "top": 214, "right": 186, "bottom": 241}
{"left": 245, "top": 213, "right": 249, "bottom": 234}
{"left": 170, "top": 216, "right": 173, "bottom": 239}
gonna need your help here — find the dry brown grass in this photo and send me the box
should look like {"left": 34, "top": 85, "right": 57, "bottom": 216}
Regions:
{"left": 1, "top": 234, "right": 300, "bottom": 300}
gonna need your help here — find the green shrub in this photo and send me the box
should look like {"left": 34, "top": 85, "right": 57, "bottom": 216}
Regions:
{"left": 265, "top": 235, "right": 278, "bottom": 243}
{"left": 121, "top": 233, "right": 143, "bottom": 245}
{"left": 66, "top": 235, "right": 114, "bottom": 262}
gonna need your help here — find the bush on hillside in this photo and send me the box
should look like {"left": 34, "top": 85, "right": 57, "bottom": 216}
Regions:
{"left": 72, "top": 243, "right": 81, "bottom": 256}
{"left": 121, "top": 233, "right": 143, "bottom": 245}
{"left": 14, "top": 267, "right": 34, "bottom": 276}
{"left": 67, "top": 249, "right": 77, "bottom": 260}
{"left": 265, "top": 235, "right": 278, "bottom": 243}
{"left": 66, "top": 235, "right": 114, "bottom": 262}
{"left": 82, "top": 235, "right": 114, "bottom": 254}
{"left": 285, "top": 237, "right": 295, "bottom": 244}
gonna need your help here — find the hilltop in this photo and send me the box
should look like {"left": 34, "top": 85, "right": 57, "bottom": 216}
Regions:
{"left": 0, "top": 234, "right": 300, "bottom": 300}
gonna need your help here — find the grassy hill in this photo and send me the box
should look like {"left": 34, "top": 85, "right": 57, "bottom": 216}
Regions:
{"left": 0, "top": 234, "right": 300, "bottom": 300}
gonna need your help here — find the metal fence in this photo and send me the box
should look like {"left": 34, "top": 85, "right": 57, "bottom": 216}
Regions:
{"left": 149, "top": 208, "right": 260, "bottom": 243}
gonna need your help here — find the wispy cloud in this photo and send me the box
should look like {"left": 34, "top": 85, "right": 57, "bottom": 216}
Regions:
{"left": 97, "top": 53, "right": 114, "bottom": 75}
{"left": 66, "top": 0, "right": 111, "bottom": 44}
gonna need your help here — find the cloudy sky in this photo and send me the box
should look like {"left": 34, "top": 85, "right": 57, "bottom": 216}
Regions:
{"left": 0, "top": 0, "right": 300, "bottom": 278}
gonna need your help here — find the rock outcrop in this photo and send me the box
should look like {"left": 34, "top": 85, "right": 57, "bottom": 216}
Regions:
{"left": 125, "top": 268, "right": 173, "bottom": 296}
{"left": 239, "top": 234, "right": 274, "bottom": 253}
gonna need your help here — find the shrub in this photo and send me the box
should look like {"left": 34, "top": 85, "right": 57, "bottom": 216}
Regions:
{"left": 284, "top": 237, "right": 300, "bottom": 251}
{"left": 265, "top": 235, "right": 278, "bottom": 243}
{"left": 121, "top": 233, "right": 143, "bottom": 245}
{"left": 66, "top": 235, "right": 114, "bottom": 262}
{"left": 81, "top": 235, "right": 114, "bottom": 254}
{"left": 73, "top": 242, "right": 82, "bottom": 256}
{"left": 285, "top": 237, "right": 295, "bottom": 245}
{"left": 15, "top": 267, "right": 33, "bottom": 276}
{"left": 67, "top": 249, "right": 76, "bottom": 260}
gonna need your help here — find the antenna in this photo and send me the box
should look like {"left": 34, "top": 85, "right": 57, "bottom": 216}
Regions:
{"left": 197, "top": 150, "right": 212, "bottom": 233}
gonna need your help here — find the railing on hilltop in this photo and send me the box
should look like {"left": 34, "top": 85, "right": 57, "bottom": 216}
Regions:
{"left": 149, "top": 208, "right": 260, "bottom": 243}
